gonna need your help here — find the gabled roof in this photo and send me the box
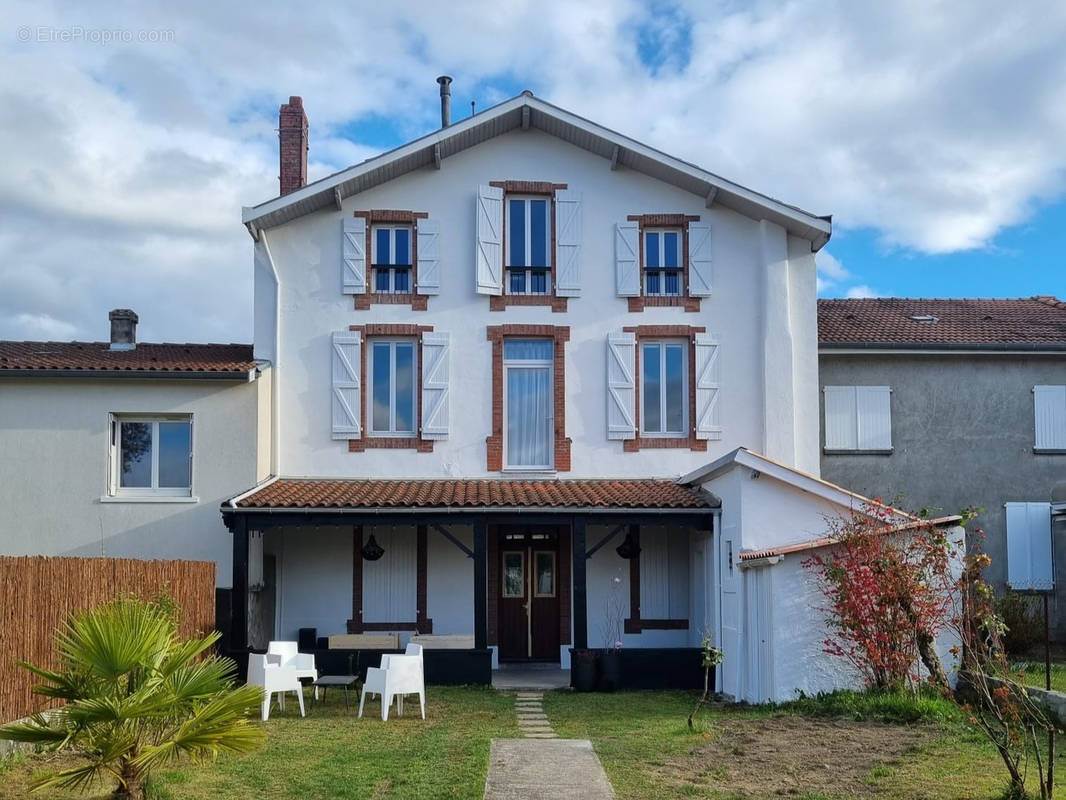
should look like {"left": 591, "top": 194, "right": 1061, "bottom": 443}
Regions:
{"left": 0, "top": 341, "right": 257, "bottom": 379}
{"left": 818, "top": 297, "right": 1066, "bottom": 351}
{"left": 242, "top": 92, "right": 831, "bottom": 249}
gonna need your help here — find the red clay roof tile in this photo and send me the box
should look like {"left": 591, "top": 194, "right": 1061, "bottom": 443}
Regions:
{"left": 0, "top": 342, "right": 256, "bottom": 374}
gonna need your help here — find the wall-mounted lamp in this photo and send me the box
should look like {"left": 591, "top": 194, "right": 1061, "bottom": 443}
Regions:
{"left": 361, "top": 534, "right": 385, "bottom": 561}
{"left": 615, "top": 531, "right": 641, "bottom": 560}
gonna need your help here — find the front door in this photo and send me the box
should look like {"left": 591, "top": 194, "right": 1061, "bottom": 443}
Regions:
{"left": 497, "top": 530, "right": 561, "bottom": 662}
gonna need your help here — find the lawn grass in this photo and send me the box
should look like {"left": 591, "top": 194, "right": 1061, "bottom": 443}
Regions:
{"left": 1013, "top": 660, "right": 1066, "bottom": 693}
{"left": 0, "top": 686, "right": 518, "bottom": 800}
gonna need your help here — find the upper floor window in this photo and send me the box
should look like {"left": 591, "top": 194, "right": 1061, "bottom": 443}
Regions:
{"left": 643, "top": 229, "right": 682, "bottom": 296}
{"left": 372, "top": 225, "right": 412, "bottom": 294}
{"left": 823, "top": 385, "right": 892, "bottom": 452}
{"left": 1034, "top": 385, "right": 1066, "bottom": 452}
{"left": 369, "top": 339, "right": 416, "bottom": 437}
{"left": 640, "top": 340, "right": 687, "bottom": 436}
{"left": 110, "top": 416, "right": 192, "bottom": 497}
{"left": 506, "top": 197, "right": 551, "bottom": 296}
{"left": 503, "top": 339, "right": 554, "bottom": 470}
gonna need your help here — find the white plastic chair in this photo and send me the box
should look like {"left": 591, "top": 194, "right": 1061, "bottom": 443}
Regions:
{"left": 247, "top": 653, "right": 305, "bottom": 721}
{"left": 267, "top": 640, "right": 319, "bottom": 697}
{"left": 358, "top": 654, "right": 426, "bottom": 721}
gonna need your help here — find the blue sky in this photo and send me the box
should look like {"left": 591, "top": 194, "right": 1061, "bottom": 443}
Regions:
{"left": 2, "top": 0, "right": 1064, "bottom": 342}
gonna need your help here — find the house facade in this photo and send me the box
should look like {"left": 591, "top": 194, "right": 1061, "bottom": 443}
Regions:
{"left": 818, "top": 297, "right": 1066, "bottom": 637}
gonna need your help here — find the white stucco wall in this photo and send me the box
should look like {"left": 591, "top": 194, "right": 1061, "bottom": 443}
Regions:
{"left": 0, "top": 377, "right": 262, "bottom": 586}
{"left": 257, "top": 128, "right": 820, "bottom": 480}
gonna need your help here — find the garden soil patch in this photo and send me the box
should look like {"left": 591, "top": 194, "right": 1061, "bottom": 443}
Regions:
{"left": 662, "top": 716, "right": 934, "bottom": 798}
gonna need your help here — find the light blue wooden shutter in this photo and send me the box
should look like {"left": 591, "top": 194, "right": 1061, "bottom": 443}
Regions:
{"left": 1034, "top": 385, "right": 1066, "bottom": 449}
{"left": 615, "top": 222, "right": 640, "bottom": 296}
{"left": 331, "top": 331, "right": 361, "bottom": 440}
{"left": 416, "top": 219, "right": 441, "bottom": 295}
{"left": 421, "top": 332, "right": 450, "bottom": 440}
{"left": 342, "top": 218, "right": 366, "bottom": 294}
{"left": 687, "top": 221, "right": 713, "bottom": 297}
{"left": 606, "top": 332, "right": 636, "bottom": 440}
{"left": 475, "top": 185, "right": 503, "bottom": 295}
{"left": 1006, "top": 502, "right": 1053, "bottom": 591}
{"left": 694, "top": 334, "right": 721, "bottom": 440}
{"left": 555, "top": 190, "right": 582, "bottom": 296}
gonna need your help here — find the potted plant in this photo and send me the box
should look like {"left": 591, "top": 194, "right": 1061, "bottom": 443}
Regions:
{"left": 598, "top": 574, "right": 626, "bottom": 692}
{"left": 570, "top": 646, "right": 598, "bottom": 692}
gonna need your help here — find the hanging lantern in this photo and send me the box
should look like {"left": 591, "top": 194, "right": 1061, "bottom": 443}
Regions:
{"left": 361, "top": 534, "right": 385, "bottom": 561}
{"left": 615, "top": 531, "right": 641, "bottom": 560}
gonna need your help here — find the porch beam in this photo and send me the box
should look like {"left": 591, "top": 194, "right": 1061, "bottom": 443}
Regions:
{"left": 230, "top": 515, "right": 249, "bottom": 652}
{"left": 429, "top": 521, "right": 473, "bottom": 557}
{"left": 585, "top": 523, "right": 626, "bottom": 559}
{"left": 572, "top": 518, "right": 588, "bottom": 649}
{"left": 473, "top": 520, "right": 488, "bottom": 650}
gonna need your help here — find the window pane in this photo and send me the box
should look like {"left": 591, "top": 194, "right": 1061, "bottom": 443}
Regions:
{"left": 530, "top": 200, "right": 547, "bottom": 266}
{"left": 509, "top": 269, "right": 526, "bottom": 294}
{"left": 375, "top": 269, "right": 390, "bottom": 292}
{"left": 645, "top": 232, "right": 660, "bottom": 268}
{"left": 530, "top": 270, "right": 547, "bottom": 294}
{"left": 643, "top": 344, "right": 662, "bottom": 433}
{"left": 509, "top": 199, "right": 526, "bottom": 266}
{"left": 372, "top": 343, "right": 391, "bottom": 432}
{"left": 663, "top": 231, "right": 679, "bottom": 268}
{"left": 664, "top": 271, "right": 679, "bottom": 295}
{"left": 665, "top": 345, "right": 684, "bottom": 433}
{"left": 503, "top": 553, "right": 524, "bottom": 597}
{"left": 119, "top": 422, "right": 153, "bottom": 488}
{"left": 504, "top": 339, "right": 553, "bottom": 361}
{"left": 536, "top": 553, "right": 554, "bottom": 596}
{"left": 394, "top": 343, "right": 414, "bottom": 433}
{"left": 394, "top": 228, "right": 410, "bottom": 265}
{"left": 158, "top": 422, "right": 192, "bottom": 488}
{"left": 394, "top": 268, "right": 410, "bottom": 293}
{"left": 506, "top": 366, "right": 551, "bottom": 467}
{"left": 646, "top": 271, "right": 660, "bottom": 295}
{"left": 376, "top": 228, "right": 391, "bottom": 265}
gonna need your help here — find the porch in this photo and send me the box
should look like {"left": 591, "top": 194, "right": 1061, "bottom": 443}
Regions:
{"left": 220, "top": 478, "right": 716, "bottom": 688}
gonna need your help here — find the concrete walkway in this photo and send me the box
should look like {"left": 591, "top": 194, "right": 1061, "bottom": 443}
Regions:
{"left": 483, "top": 739, "right": 616, "bottom": 799}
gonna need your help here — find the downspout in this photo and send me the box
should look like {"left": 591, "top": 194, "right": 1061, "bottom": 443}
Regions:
{"left": 260, "top": 229, "right": 282, "bottom": 478}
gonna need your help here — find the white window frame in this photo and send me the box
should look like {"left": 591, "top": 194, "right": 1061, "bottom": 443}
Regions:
{"left": 108, "top": 414, "right": 193, "bottom": 498}
{"left": 505, "top": 196, "right": 552, "bottom": 296}
{"left": 371, "top": 225, "right": 413, "bottom": 294}
{"left": 503, "top": 340, "right": 555, "bottom": 471}
{"left": 640, "top": 339, "right": 688, "bottom": 437}
{"left": 368, "top": 339, "right": 418, "bottom": 437}
{"left": 643, "top": 228, "right": 683, "bottom": 297}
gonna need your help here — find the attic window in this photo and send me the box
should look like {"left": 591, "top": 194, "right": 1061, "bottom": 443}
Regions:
{"left": 909, "top": 315, "right": 939, "bottom": 324}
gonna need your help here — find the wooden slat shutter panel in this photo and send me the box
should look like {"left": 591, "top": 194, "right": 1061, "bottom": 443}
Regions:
{"left": 1006, "top": 502, "right": 1053, "bottom": 591}
{"left": 342, "top": 218, "right": 366, "bottom": 294}
{"left": 856, "top": 386, "right": 892, "bottom": 449}
{"left": 363, "top": 528, "right": 417, "bottom": 622}
{"left": 421, "top": 332, "right": 450, "bottom": 440}
{"left": 554, "top": 189, "right": 582, "bottom": 296}
{"left": 416, "top": 219, "right": 441, "bottom": 295}
{"left": 606, "top": 332, "right": 636, "bottom": 440}
{"left": 1034, "top": 385, "right": 1066, "bottom": 449}
{"left": 475, "top": 184, "right": 503, "bottom": 295}
{"left": 614, "top": 222, "right": 640, "bottom": 297}
{"left": 823, "top": 386, "right": 857, "bottom": 450}
{"left": 694, "top": 333, "right": 722, "bottom": 440}
{"left": 331, "top": 331, "right": 362, "bottom": 440}
{"left": 687, "top": 221, "right": 713, "bottom": 297}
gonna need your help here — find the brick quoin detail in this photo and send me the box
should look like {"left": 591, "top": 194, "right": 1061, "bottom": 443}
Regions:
{"left": 626, "top": 213, "right": 702, "bottom": 313}
{"left": 622, "top": 325, "right": 707, "bottom": 453}
{"left": 486, "top": 325, "right": 571, "bottom": 472}
{"left": 347, "top": 324, "right": 435, "bottom": 453}
{"left": 353, "top": 210, "right": 430, "bottom": 311}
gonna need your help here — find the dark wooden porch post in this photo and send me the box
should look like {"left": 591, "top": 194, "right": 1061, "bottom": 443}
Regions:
{"left": 231, "top": 515, "right": 249, "bottom": 652}
{"left": 572, "top": 517, "right": 588, "bottom": 649}
{"left": 473, "top": 519, "right": 488, "bottom": 650}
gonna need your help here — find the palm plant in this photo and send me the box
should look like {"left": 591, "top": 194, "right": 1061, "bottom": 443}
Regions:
{"left": 0, "top": 596, "right": 265, "bottom": 799}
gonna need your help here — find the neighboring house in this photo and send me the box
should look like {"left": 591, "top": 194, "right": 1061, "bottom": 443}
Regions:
{"left": 818, "top": 297, "right": 1066, "bottom": 636}
{"left": 0, "top": 310, "right": 269, "bottom": 586}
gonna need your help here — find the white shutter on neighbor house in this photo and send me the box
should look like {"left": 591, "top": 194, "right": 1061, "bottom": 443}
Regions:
{"left": 615, "top": 222, "right": 640, "bottom": 297}
{"left": 687, "top": 222, "right": 713, "bottom": 297}
{"left": 416, "top": 219, "right": 441, "bottom": 295}
{"left": 555, "top": 189, "right": 582, "bottom": 296}
{"left": 420, "top": 332, "right": 450, "bottom": 440}
{"left": 331, "top": 331, "right": 362, "bottom": 440}
{"left": 856, "top": 386, "right": 892, "bottom": 449}
{"left": 1034, "top": 385, "right": 1066, "bottom": 449}
{"left": 823, "top": 386, "right": 858, "bottom": 449}
{"left": 475, "top": 184, "right": 503, "bottom": 295}
{"left": 342, "top": 218, "right": 366, "bottom": 295}
{"left": 1006, "top": 501, "right": 1054, "bottom": 591}
{"left": 606, "top": 332, "right": 636, "bottom": 440}
{"left": 694, "top": 334, "right": 722, "bottom": 440}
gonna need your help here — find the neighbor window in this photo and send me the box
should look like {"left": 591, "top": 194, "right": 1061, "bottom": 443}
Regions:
{"left": 369, "top": 340, "right": 416, "bottom": 436}
{"left": 1034, "top": 385, "right": 1066, "bottom": 451}
{"left": 823, "top": 385, "right": 892, "bottom": 451}
{"left": 643, "top": 229, "right": 682, "bottom": 296}
{"left": 503, "top": 339, "right": 554, "bottom": 469}
{"left": 640, "top": 341, "right": 686, "bottom": 436}
{"left": 111, "top": 416, "right": 192, "bottom": 496}
{"left": 506, "top": 197, "right": 551, "bottom": 296}
{"left": 372, "top": 225, "right": 412, "bottom": 293}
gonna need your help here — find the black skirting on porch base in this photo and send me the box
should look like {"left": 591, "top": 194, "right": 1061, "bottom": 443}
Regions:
{"left": 314, "top": 648, "right": 493, "bottom": 686}
{"left": 569, "top": 648, "right": 706, "bottom": 690}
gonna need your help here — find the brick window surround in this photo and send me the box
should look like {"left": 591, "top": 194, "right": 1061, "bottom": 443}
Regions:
{"left": 486, "top": 525, "right": 571, "bottom": 648}
{"left": 353, "top": 210, "right": 430, "bottom": 311}
{"left": 347, "top": 524, "right": 432, "bottom": 634}
{"left": 348, "top": 323, "right": 435, "bottom": 452}
{"left": 621, "top": 525, "right": 689, "bottom": 633}
{"left": 489, "top": 181, "right": 569, "bottom": 313}
{"left": 622, "top": 324, "right": 707, "bottom": 452}
{"left": 626, "top": 214, "right": 702, "bottom": 313}
{"left": 486, "top": 324, "right": 571, "bottom": 472}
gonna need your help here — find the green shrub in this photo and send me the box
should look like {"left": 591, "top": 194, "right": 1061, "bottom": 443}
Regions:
{"left": 995, "top": 592, "right": 1044, "bottom": 655}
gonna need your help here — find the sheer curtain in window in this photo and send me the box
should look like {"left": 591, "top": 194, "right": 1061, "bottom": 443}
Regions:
{"left": 504, "top": 340, "right": 553, "bottom": 468}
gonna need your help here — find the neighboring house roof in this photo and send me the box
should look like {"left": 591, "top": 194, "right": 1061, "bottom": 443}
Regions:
{"left": 226, "top": 477, "right": 714, "bottom": 512}
{"left": 818, "top": 297, "right": 1066, "bottom": 351}
{"left": 0, "top": 341, "right": 258, "bottom": 379}
{"left": 242, "top": 92, "right": 831, "bottom": 249}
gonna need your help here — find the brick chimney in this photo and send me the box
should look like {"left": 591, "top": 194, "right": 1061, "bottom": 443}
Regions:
{"left": 109, "top": 309, "right": 138, "bottom": 351}
{"left": 278, "top": 96, "right": 308, "bottom": 196}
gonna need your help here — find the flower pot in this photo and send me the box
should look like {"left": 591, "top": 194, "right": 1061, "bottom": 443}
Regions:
{"left": 570, "top": 648, "right": 598, "bottom": 692}
{"left": 598, "top": 649, "right": 622, "bottom": 692}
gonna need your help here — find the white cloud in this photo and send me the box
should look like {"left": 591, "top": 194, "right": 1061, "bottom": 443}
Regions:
{"left": 845, "top": 285, "right": 885, "bottom": 299}
{"left": 2, "top": 0, "right": 1065, "bottom": 341}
